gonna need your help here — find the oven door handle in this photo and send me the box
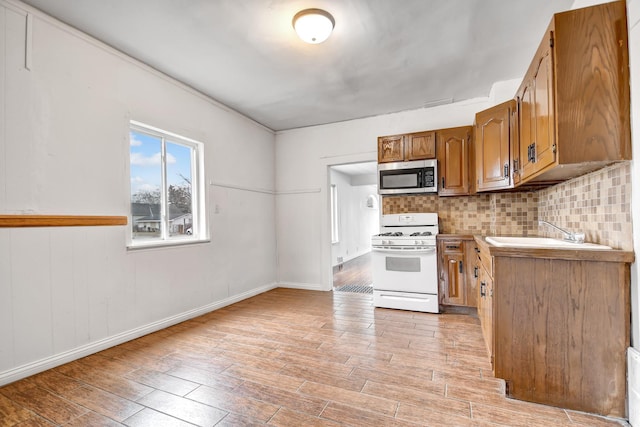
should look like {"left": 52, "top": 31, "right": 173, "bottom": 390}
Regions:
{"left": 372, "top": 247, "right": 436, "bottom": 254}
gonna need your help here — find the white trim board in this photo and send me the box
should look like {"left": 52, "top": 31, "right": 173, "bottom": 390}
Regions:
{"left": 0, "top": 282, "right": 277, "bottom": 386}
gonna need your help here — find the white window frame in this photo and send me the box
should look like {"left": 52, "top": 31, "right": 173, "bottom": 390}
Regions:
{"left": 331, "top": 184, "right": 339, "bottom": 244}
{"left": 128, "top": 120, "right": 207, "bottom": 249}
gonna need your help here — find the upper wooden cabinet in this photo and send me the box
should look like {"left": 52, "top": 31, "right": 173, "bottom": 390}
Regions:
{"left": 377, "top": 134, "right": 405, "bottom": 163}
{"left": 405, "top": 131, "right": 436, "bottom": 161}
{"left": 474, "top": 100, "right": 517, "bottom": 192}
{"left": 377, "top": 131, "right": 436, "bottom": 163}
{"left": 437, "top": 126, "right": 471, "bottom": 196}
{"left": 516, "top": 1, "right": 631, "bottom": 184}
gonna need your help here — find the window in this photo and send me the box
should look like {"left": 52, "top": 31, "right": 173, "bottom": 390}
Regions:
{"left": 330, "top": 184, "right": 339, "bottom": 244}
{"left": 129, "top": 121, "right": 205, "bottom": 247}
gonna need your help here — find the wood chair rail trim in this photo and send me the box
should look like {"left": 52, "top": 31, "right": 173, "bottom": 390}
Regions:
{"left": 0, "top": 215, "right": 128, "bottom": 228}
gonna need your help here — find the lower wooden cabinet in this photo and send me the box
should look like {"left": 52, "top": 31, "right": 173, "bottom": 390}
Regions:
{"left": 437, "top": 236, "right": 477, "bottom": 307}
{"left": 477, "top": 238, "right": 633, "bottom": 418}
{"left": 477, "top": 259, "right": 493, "bottom": 366}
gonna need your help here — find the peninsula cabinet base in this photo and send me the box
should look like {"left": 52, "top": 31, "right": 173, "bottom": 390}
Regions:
{"left": 493, "top": 255, "right": 631, "bottom": 418}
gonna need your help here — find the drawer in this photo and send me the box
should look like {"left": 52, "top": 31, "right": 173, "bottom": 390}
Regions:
{"left": 442, "top": 240, "right": 463, "bottom": 253}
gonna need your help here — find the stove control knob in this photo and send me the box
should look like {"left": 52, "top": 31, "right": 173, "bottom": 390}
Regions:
{"left": 414, "top": 240, "right": 420, "bottom": 245}
{"left": 382, "top": 240, "right": 388, "bottom": 245}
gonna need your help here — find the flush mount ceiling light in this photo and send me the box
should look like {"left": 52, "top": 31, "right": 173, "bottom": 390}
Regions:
{"left": 292, "top": 8, "right": 335, "bottom": 44}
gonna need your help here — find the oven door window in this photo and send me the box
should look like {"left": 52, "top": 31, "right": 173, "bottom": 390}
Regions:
{"left": 380, "top": 168, "right": 422, "bottom": 190}
{"left": 386, "top": 256, "right": 421, "bottom": 272}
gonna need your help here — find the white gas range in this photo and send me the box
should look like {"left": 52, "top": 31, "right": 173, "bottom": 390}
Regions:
{"left": 372, "top": 213, "right": 439, "bottom": 313}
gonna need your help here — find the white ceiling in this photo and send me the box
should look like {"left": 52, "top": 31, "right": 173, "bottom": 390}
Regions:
{"left": 332, "top": 161, "right": 377, "bottom": 177}
{"left": 20, "top": 0, "right": 574, "bottom": 131}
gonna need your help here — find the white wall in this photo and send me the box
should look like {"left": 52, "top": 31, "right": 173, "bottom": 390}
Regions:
{"left": 276, "top": 97, "right": 493, "bottom": 290}
{"left": 0, "top": 1, "right": 276, "bottom": 384}
{"left": 329, "top": 169, "right": 378, "bottom": 267}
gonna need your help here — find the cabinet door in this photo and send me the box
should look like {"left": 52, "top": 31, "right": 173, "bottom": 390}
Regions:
{"left": 464, "top": 242, "right": 478, "bottom": 308}
{"left": 405, "top": 131, "right": 436, "bottom": 160}
{"left": 475, "top": 101, "right": 514, "bottom": 191}
{"left": 378, "top": 135, "right": 404, "bottom": 163}
{"left": 437, "top": 127, "right": 470, "bottom": 196}
{"left": 518, "top": 80, "right": 535, "bottom": 181}
{"left": 478, "top": 266, "right": 494, "bottom": 362}
{"left": 532, "top": 44, "right": 556, "bottom": 173}
{"left": 518, "top": 33, "right": 556, "bottom": 181}
{"left": 442, "top": 252, "right": 465, "bottom": 305}
{"left": 485, "top": 274, "right": 494, "bottom": 369}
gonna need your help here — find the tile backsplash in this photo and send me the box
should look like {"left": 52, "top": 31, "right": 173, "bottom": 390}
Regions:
{"left": 382, "top": 162, "right": 632, "bottom": 250}
{"left": 537, "top": 162, "right": 632, "bottom": 250}
{"left": 383, "top": 192, "right": 538, "bottom": 236}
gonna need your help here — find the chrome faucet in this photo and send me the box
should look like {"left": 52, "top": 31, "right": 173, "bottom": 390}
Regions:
{"left": 538, "top": 220, "right": 585, "bottom": 244}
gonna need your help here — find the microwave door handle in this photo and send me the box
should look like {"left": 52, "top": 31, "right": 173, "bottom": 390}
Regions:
{"left": 417, "top": 170, "right": 423, "bottom": 188}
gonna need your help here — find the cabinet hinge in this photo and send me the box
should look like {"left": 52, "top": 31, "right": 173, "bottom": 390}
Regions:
{"left": 552, "top": 144, "right": 557, "bottom": 154}
{"left": 549, "top": 31, "right": 554, "bottom": 48}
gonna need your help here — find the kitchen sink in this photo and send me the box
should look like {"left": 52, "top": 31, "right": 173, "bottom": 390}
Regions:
{"left": 485, "top": 236, "right": 612, "bottom": 250}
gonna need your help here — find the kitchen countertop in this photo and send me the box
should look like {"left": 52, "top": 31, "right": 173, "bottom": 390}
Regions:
{"left": 475, "top": 235, "right": 635, "bottom": 263}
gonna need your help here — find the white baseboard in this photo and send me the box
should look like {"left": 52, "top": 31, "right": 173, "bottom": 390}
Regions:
{"left": 0, "top": 282, "right": 277, "bottom": 386}
{"left": 278, "top": 281, "right": 327, "bottom": 291}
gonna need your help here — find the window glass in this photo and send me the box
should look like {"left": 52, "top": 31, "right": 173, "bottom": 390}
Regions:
{"left": 130, "top": 131, "right": 162, "bottom": 242}
{"left": 166, "top": 141, "right": 193, "bottom": 237}
{"left": 129, "top": 122, "right": 204, "bottom": 247}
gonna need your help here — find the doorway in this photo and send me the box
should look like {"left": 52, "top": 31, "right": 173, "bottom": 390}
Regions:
{"left": 329, "top": 162, "right": 379, "bottom": 293}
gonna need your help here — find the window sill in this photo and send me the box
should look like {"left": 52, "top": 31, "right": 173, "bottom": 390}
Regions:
{"left": 127, "top": 238, "right": 210, "bottom": 251}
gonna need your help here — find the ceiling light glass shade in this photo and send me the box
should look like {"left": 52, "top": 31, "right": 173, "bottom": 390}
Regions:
{"left": 292, "top": 9, "right": 335, "bottom": 44}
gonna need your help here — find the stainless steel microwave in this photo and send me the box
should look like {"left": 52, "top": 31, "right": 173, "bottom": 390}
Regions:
{"left": 378, "top": 159, "right": 438, "bottom": 195}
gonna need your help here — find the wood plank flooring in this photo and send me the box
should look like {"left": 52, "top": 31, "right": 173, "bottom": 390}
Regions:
{"left": 0, "top": 288, "right": 628, "bottom": 426}
{"left": 333, "top": 253, "right": 372, "bottom": 289}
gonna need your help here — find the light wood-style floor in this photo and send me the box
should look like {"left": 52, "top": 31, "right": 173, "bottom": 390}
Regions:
{"left": 0, "top": 288, "right": 628, "bottom": 426}
{"left": 333, "top": 253, "right": 372, "bottom": 289}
